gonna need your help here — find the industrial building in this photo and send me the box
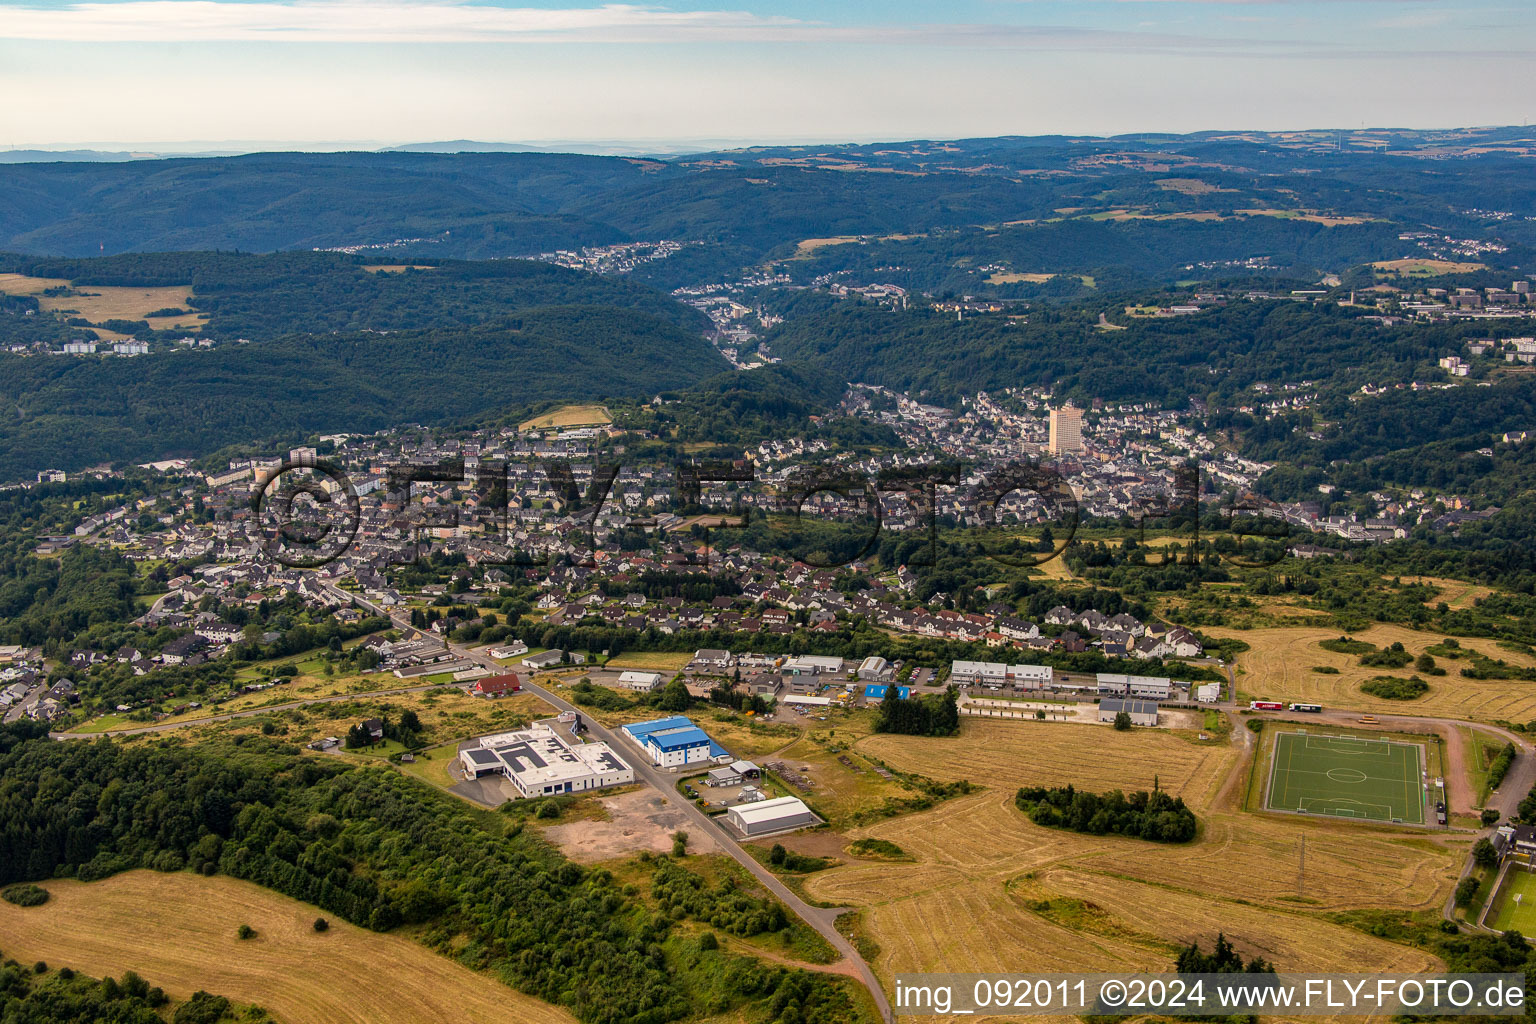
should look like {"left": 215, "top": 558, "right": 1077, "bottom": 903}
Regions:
{"left": 1098, "top": 698, "right": 1159, "bottom": 727}
{"left": 1194, "top": 682, "right": 1221, "bottom": 703}
{"left": 458, "top": 725, "right": 634, "bottom": 798}
{"left": 621, "top": 715, "right": 726, "bottom": 768}
{"left": 949, "top": 660, "right": 1053, "bottom": 690}
{"left": 725, "top": 795, "right": 820, "bottom": 837}
{"left": 616, "top": 670, "right": 665, "bottom": 691}
{"left": 862, "top": 684, "right": 911, "bottom": 701}
{"left": 1096, "top": 673, "right": 1173, "bottom": 700}
{"left": 857, "top": 656, "right": 893, "bottom": 682}
{"left": 783, "top": 654, "right": 844, "bottom": 676}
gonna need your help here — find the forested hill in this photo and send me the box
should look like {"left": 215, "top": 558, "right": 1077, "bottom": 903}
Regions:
{"left": 0, "top": 251, "right": 706, "bottom": 338}
{"left": 764, "top": 299, "right": 1476, "bottom": 408}
{"left": 2, "top": 137, "right": 1533, "bottom": 278}
{"left": 0, "top": 308, "right": 726, "bottom": 478}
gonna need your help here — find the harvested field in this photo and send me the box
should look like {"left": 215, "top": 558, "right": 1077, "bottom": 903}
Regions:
{"left": 1371, "top": 258, "right": 1487, "bottom": 276}
{"left": 802, "top": 788, "right": 1451, "bottom": 1024}
{"left": 0, "top": 871, "right": 574, "bottom": 1024}
{"left": 855, "top": 717, "right": 1227, "bottom": 804}
{"left": 519, "top": 404, "right": 612, "bottom": 430}
{"left": 1205, "top": 623, "right": 1536, "bottom": 721}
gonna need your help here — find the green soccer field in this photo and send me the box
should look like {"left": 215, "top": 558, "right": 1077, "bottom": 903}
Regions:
{"left": 1488, "top": 866, "right": 1536, "bottom": 933}
{"left": 1266, "top": 731, "right": 1425, "bottom": 824}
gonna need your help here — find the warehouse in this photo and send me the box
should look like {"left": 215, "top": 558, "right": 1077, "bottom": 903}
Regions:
{"left": 616, "top": 670, "right": 664, "bottom": 692}
{"left": 1194, "top": 682, "right": 1221, "bottom": 703}
{"left": 1098, "top": 698, "right": 1159, "bottom": 727}
{"left": 458, "top": 725, "right": 634, "bottom": 797}
{"left": 862, "top": 684, "right": 911, "bottom": 701}
{"left": 1096, "top": 673, "right": 1172, "bottom": 700}
{"left": 857, "top": 656, "right": 893, "bottom": 682}
{"left": 621, "top": 716, "right": 725, "bottom": 767}
{"left": 725, "top": 795, "right": 820, "bottom": 837}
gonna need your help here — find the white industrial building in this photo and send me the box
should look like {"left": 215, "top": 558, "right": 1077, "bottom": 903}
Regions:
{"left": 1007, "top": 664, "right": 1053, "bottom": 689}
{"left": 783, "top": 654, "right": 844, "bottom": 676}
{"left": 1096, "top": 673, "right": 1172, "bottom": 700}
{"left": 725, "top": 795, "right": 820, "bottom": 837}
{"left": 951, "top": 660, "right": 1053, "bottom": 690}
{"left": 1098, "top": 698, "right": 1160, "bottom": 727}
{"left": 857, "top": 656, "right": 893, "bottom": 682}
{"left": 1194, "top": 682, "right": 1221, "bottom": 703}
{"left": 458, "top": 725, "right": 634, "bottom": 798}
{"left": 951, "top": 660, "right": 1007, "bottom": 686}
{"left": 616, "top": 670, "right": 665, "bottom": 691}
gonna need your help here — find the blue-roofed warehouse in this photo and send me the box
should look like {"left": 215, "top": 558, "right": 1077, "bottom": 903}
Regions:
{"left": 862, "top": 685, "right": 911, "bottom": 701}
{"left": 621, "top": 716, "right": 725, "bottom": 767}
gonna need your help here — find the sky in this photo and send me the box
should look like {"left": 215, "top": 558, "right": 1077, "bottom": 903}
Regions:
{"left": 1, "top": 0, "right": 1533, "bottom": 150}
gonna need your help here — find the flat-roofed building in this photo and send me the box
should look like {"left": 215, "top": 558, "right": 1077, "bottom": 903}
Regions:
{"left": 1049, "top": 405, "right": 1084, "bottom": 456}
{"left": 460, "top": 724, "right": 634, "bottom": 798}
{"left": 1007, "top": 664, "right": 1053, "bottom": 689}
{"left": 951, "top": 660, "right": 1007, "bottom": 686}
{"left": 1098, "top": 697, "right": 1159, "bottom": 727}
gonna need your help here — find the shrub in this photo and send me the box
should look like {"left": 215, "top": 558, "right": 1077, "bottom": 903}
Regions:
{"left": 2, "top": 884, "right": 50, "bottom": 907}
{"left": 1488, "top": 743, "right": 1518, "bottom": 791}
{"left": 1360, "top": 642, "right": 1412, "bottom": 669}
{"left": 1360, "top": 675, "right": 1430, "bottom": 700}
{"left": 1312, "top": 666, "right": 1340, "bottom": 674}
{"left": 1482, "top": 808, "right": 1502, "bottom": 827}
{"left": 848, "top": 838, "right": 907, "bottom": 859}
{"left": 698, "top": 932, "right": 718, "bottom": 951}
{"left": 237, "top": 924, "right": 256, "bottom": 940}
{"left": 313, "top": 917, "right": 329, "bottom": 932}
{"left": 535, "top": 800, "right": 560, "bottom": 819}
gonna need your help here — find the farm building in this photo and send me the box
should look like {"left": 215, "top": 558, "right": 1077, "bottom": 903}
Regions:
{"left": 616, "top": 670, "right": 665, "bottom": 691}
{"left": 458, "top": 725, "right": 633, "bottom": 798}
{"left": 472, "top": 672, "right": 522, "bottom": 698}
{"left": 725, "top": 795, "right": 820, "bottom": 837}
{"left": 1096, "top": 674, "right": 1172, "bottom": 700}
{"left": 621, "top": 715, "right": 726, "bottom": 767}
{"left": 1098, "top": 698, "right": 1159, "bottom": 727}
{"left": 857, "top": 656, "right": 893, "bottom": 682}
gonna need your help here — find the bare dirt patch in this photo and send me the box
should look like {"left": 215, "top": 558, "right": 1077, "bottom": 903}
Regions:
{"left": 545, "top": 787, "right": 717, "bottom": 861}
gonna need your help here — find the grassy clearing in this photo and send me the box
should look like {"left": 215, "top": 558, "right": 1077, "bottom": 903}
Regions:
{"left": 0, "top": 272, "right": 208, "bottom": 332}
{"left": 0, "top": 870, "right": 575, "bottom": 1024}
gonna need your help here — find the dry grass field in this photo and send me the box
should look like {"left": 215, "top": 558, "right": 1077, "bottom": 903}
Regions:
{"left": 985, "top": 271, "right": 1053, "bottom": 284}
{"left": 1205, "top": 623, "right": 1536, "bottom": 721}
{"left": 856, "top": 717, "right": 1229, "bottom": 804}
{"left": 518, "top": 404, "right": 612, "bottom": 430}
{"left": 360, "top": 264, "right": 435, "bottom": 273}
{"left": 604, "top": 651, "right": 692, "bottom": 671}
{"left": 0, "top": 272, "right": 208, "bottom": 333}
{"left": 1371, "top": 258, "right": 1488, "bottom": 276}
{"left": 802, "top": 784, "right": 1450, "bottom": 1024}
{"left": 0, "top": 871, "right": 575, "bottom": 1024}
